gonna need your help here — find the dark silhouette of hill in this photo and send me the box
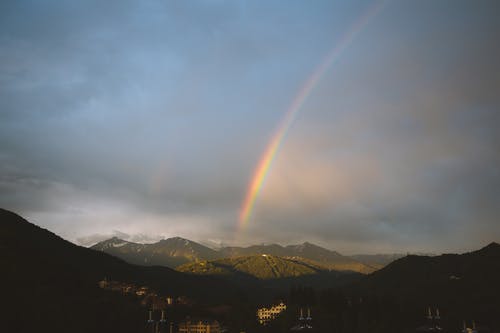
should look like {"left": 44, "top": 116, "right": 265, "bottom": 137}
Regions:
{"left": 91, "top": 236, "right": 220, "bottom": 267}
{"left": 361, "top": 242, "right": 500, "bottom": 295}
{"left": 256, "top": 243, "right": 500, "bottom": 333}
{"left": 343, "top": 243, "right": 500, "bottom": 332}
{"left": 0, "top": 208, "right": 244, "bottom": 333}
{"left": 350, "top": 253, "right": 406, "bottom": 268}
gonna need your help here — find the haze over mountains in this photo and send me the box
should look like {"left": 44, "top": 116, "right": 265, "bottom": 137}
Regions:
{"left": 91, "top": 237, "right": 379, "bottom": 275}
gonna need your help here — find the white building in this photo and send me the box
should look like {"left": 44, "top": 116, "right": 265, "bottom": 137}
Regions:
{"left": 257, "top": 302, "right": 287, "bottom": 325}
{"left": 178, "top": 319, "right": 221, "bottom": 333}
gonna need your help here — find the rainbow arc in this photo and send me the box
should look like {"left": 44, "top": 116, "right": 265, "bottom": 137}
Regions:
{"left": 238, "top": 1, "right": 386, "bottom": 231}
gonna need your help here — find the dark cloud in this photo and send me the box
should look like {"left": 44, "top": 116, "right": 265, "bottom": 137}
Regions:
{"left": 1, "top": 0, "right": 499, "bottom": 254}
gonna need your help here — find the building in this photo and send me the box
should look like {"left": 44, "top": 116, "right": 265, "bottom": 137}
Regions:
{"left": 136, "top": 286, "right": 149, "bottom": 296}
{"left": 462, "top": 320, "right": 483, "bottom": 333}
{"left": 415, "top": 307, "right": 442, "bottom": 332}
{"left": 461, "top": 320, "right": 491, "bottom": 333}
{"left": 146, "top": 309, "right": 172, "bottom": 333}
{"left": 98, "top": 278, "right": 108, "bottom": 289}
{"left": 290, "top": 308, "right": 315, "bottom": 332}
{"left": 257, "top": 302, "right": 287, "bottom": 325}
{"left": 178, "top": 319, "right": 221, "bottom": 333}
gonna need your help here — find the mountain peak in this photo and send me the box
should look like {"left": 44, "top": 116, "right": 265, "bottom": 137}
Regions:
{"left": 92, "top": 236, "right": 126, "bottom": 245}
{"left": 475, "top": 242, "right": 500, "bottom": 255}
{"left": 484, "top": 241, "right": 500, "bottom": 248}
{"left": 287, "top": 241, "right": 330, "bottom": 253}
{"left": 160, "top": 236, "right": 191, "bottom": 244}
{"left": 301, "top": 241, "right": 320, "bottom": 248}
{"left": 91, "top": 237, "right": 133, "bottom": 250}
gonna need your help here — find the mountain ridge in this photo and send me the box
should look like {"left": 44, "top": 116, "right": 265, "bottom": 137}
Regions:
{"left": 91, "top": 235, "right": 220, "bottom": 267}
{"left": 177, "top": 254, "right": 327, "bottom": 280}
{"left": 91, "top": 237, "right": 377, "bottom": 273}
{"left": 0, "top": 208, "right": 243, "bottom": 333}
{"left": 349, "top": 240, "right": 500, "bottom": 330}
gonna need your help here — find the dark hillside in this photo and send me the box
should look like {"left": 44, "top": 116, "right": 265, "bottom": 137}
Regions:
{"left": 344, "top": 243, "right": 500, "bottom": 332}
{"left": 0, "top": 209, "right": 243, "bottom": 333}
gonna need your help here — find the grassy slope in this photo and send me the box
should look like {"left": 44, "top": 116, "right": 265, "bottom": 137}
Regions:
{"left": 177, "top": 255, "right": 326, "bottom": 279}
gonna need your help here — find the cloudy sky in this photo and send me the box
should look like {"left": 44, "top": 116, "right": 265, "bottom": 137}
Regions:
{"left": 1, "top": 0, "right": 499, "bottom": 254}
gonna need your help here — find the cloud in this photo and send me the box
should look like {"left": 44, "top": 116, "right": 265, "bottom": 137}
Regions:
{"left": 0, "top": 0, "right": 499, "bottom": 254}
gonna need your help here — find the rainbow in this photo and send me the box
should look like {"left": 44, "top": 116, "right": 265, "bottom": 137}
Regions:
{"left": 238, "top": 1, "right": 386, "bottom": 230}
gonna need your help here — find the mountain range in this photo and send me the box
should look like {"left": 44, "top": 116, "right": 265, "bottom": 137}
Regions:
{"left": 91, "top": 236, "right": 220, "bottom": 267}
{"left": 0, "top": 208, "right": 243, "bottom": 333}
{"left": 3, "top": 207, "right": 500, "bottom": 332}
{"left": 91, "top": 237, "right": 378, "bottom": 275}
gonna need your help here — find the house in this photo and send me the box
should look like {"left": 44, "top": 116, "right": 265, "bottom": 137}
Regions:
{"left": 178, "top": 318, "right": 221, "bottom": 333}
{"left": 257, "top": 302, "right": 287, "bottom": 325}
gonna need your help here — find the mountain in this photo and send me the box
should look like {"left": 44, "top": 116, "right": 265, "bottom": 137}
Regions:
{"left": 0, "top": 208, "right": 242, "bottom": 333}
{"left": 360, "top": 242, "right": 500, "bottom": 295}
{"left": 4, "top": 207, "right": 498, "bottom": 332}
{"left": 176, "top": 254, "right": 363, "bottom": 290}
{"left": 285, "top": 242, "right": 376, "bottom": 273}
{"left": 350, "top": 253, "right": 406, "bottom": 268}
{"left": 351, "top": 252, "right": 437, "bottom": 268}
{"left": 91, "top": 238, "right": 375, "bottom": 273}
{"left": 220, "top": 242, "right": 376, "bottom": 274}
{"left": 91, "top": 236, "right": 220, "bottom": 267}
{"left": 347, "top": 242, "right": 500, "bottom": 331}
{"left": 177, "top": 254, "right": 327, "bottom": 280}
{"left": 219, "top": 244, "right": 291, "bottom": 257}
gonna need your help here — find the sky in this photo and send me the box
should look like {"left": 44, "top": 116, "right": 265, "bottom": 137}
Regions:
{"left": 1, "top": 0, "right": 499, "bottom": 254}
